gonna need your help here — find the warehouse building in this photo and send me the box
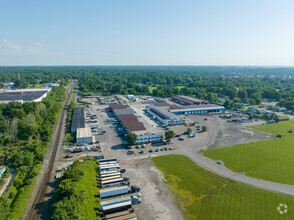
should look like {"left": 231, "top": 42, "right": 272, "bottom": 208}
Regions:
{"left": 169, "top": 104, "right": 225, "bottom": 115}
{"left": 109, "top": 104, "right": 163, "bottom": 144}
{"left": 171, "top": 95, "right": 208, "bottom": 105}
{"left": 146, "top": 105, "right": 186, "bottom": 126}
{"left": 0, "top": 88, "right": 51, "bottom": 104}
{"left": 76, "top": 127, "right": 92, "bottom": 144}
{"left": 71, "top": 108, "right": 85, "bottom": 133}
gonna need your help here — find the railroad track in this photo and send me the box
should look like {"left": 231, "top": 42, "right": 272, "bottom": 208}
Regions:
{"left": 26, "top": 81, "right": 74, "bottom": 220}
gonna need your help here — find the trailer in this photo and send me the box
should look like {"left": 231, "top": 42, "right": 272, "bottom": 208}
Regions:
{"left": 102, "top": 177, "right": 124, "bottom": 188}
{"left": 100, "top": 160, "right": 119, "bottom": 166}
{"left": 100, "top": 170, "right": 120, "bottom": 176}
{"left": 103, "top": 211, "right": 137, "bottom": 220}
{"left": 100, "top": 164, "right": 120, "bottom": 170}
{"left": 99, "top": 185, "right": 129, "bottom": 199}
{"left": 99, "top": 158, "right": 118, "bottom": 165}
{"left": 101, "top": 175, "right": 122, "bottom": 181}
{"left": 100, "top": 168, "right": 120, "bottom": 174}
{"left": 101, "top": 172, "right": 121, "bottom": 178}
{"left": 100, "top": 196, "right": 132, "bottom": 214}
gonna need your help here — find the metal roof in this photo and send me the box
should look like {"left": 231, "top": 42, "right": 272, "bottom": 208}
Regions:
{"left": 177, "top": 95, "right": 207, "bottom": 103}
{"left": 113, "top": 108, "right": 135, "bottom": 115}
{"left": 170, "top": 104, "right": 225, "bottom": 112}
{"left": 109, "top": 104, "right": 130, "bottom": 110}
{"left": 148, "top": 105, "right": 178, "bottom": 120}
{"left": 117, "top": 114, "right": 146, "bottom": 132}
{"left": 71, "top": 108, "right": 85, "bottom": 131}
{"left": 76, "top": 127, "right": 92, "bottom": 138}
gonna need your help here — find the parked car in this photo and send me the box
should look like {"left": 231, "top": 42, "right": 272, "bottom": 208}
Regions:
{"left": 178, "top": 138, "right": 184, "bottom": 141}
{"left": 127, "top": 150, "right": 134, "bottom": 155}
{"left": 155, "top": 149, "right": 159, "bottom": 152}
{"left": 120, "top": 169, "right": 126, "bottom": 173}
{"left": 169, "top": 147, "right": 174, "bottom": 150}
{"left": 149, "top": 149, "right": 153, "bottom": 153}
{"left": 139, "top": 150, "right": 144, "bottom": 154}
{"left": 216, "top": 160, "right": 223, "bottom": 165}
{"left": 131, "top": 185, "right": 141, "bottom": 193}
{"left": 175, "top": 134, "right": 181, "bottom": 137}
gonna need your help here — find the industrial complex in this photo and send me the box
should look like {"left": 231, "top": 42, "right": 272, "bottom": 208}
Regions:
{"left": 109, "top": 104, "right": 163, "bottom": 144}
{"left": 0, "top": 88, "right": 51, "bottom": 104}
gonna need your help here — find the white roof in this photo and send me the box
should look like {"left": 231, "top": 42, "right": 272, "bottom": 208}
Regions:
{"left": 77, "top": 127, "right": 92, "bottom": 138}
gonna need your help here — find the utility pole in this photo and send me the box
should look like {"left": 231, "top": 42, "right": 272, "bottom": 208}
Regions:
{"left": 243, "top": 161, "right": 245, "bottom": 175}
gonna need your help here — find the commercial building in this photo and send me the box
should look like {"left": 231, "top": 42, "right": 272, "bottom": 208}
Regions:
{"left": 109, "top": 104, "right": 163, "bottom": 144}
{"left": 171, "top": 95, "right": 208, "bottom": 105}
{"left": 169, "top": 104, "right": 225, "bottom": 115}
{"left": 146, "top": 105, "right": 186, "bottom": 126}
{"left": 76, "top": 127, "right": 92, "bottom": 143}
{"left": 0, "top": 88, "right": 51, "bottom": 104}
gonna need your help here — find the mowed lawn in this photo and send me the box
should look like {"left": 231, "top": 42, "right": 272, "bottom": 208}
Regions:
{"left": 152, "top": 155, "right": 294, "bottom": 220}
{"left": 74, "top": 159, "right": 101, "bottom": 219}
{"left": 204, "top": 120, "right": 294, "bottom": 185}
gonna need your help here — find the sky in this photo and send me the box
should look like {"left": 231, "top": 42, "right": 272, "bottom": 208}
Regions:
{"left": 1, "top": 0, "right": 294, "bottom": 66}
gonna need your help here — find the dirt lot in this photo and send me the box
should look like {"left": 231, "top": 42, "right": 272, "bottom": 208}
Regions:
{"left": 120, "top": 158, "right": 184, "bottom": 220}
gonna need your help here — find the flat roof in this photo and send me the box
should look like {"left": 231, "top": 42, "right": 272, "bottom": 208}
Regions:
{"left": 117, "top": 114, "right": 146, "bottom": 132}
{"left": 0, "top": 89, "right": 50, "bottom": 102}
{"left": 170, "top": 104, "right": 225, "bottom": 112}
{"left": 177, "top": 95, "right": 207, "bottom": 103}
{"left": 113, "top": 108, "right": 135, "bottom": 115}
{"left": 71, "top": 108, "right": 85, "bottom": 130}
{"left": 148, "top": 105, "right": 178, "bottom": 120}
{"left": 109, "top": 104, "right": 130, "bottom": 110}
{"left": 77, "top": 127, "right": 92, "bottom": 138}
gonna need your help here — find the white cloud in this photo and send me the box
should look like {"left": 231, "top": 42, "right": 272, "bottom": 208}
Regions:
{"left": 1, "top": 40, "right": 50, "bottom": 54}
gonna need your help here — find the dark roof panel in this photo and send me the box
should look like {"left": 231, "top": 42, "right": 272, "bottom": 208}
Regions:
{"left": 71, "top": 108, "right": 85, "bottom": 131}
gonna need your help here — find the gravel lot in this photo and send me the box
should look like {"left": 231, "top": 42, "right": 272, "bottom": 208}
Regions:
{"left": 120, "top": 158, "right": 184, "bottom": 220}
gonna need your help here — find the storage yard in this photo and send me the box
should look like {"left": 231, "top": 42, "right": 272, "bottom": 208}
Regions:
{"left": 60, "top": 93, "right": 275, "bottom": 219}
{"left": 98, "top": 158, "right": 140, "bottom": 220}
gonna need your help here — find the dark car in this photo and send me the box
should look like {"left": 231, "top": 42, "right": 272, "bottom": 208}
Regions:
{"left": 204, "top": 118, "right": 207, "bottom": 121}
{"left": 127, "top": 150, "right": 134, "bottom": 155}
{"left": 120, "top": 169, "right": 126, "bottom": 173}
{"left": 131, "top": 185, "right": 141, "bottom": 193}
{"left": 178, "top": 138, "right": 184, "bottom": 141}
{"left": 164, "top": 147, "right": 167, "bottom": 151}
{"left": 155, "top": 149, "right": 159, "bottom": 152}
{"left": 175, "top": 134, "right": 181, "bottom": 137}
{"left": 149, "top": 149, "right": 154, "bottom": 153}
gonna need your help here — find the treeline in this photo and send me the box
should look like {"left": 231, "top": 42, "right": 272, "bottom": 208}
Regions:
{"left": 1, "top": 66, "right": 294, "bottom": 110}
{"left": 0, "top": 81, "right": 67, "bottom": 220}
{"left": 51, "top": 160, "right": 100, "bottom": 219}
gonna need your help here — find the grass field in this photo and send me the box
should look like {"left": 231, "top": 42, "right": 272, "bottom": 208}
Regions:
{"left": 204, "top": 120, "right": 294, "bottom": 185}
{"left": 148, "top": 85, "right": 186, "bottom": 93}
{"left": 152, "top": 155, "right": 294, "bottom": 220}
{"left": 72, "top": 159, "right": 101, "bottom": 219}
